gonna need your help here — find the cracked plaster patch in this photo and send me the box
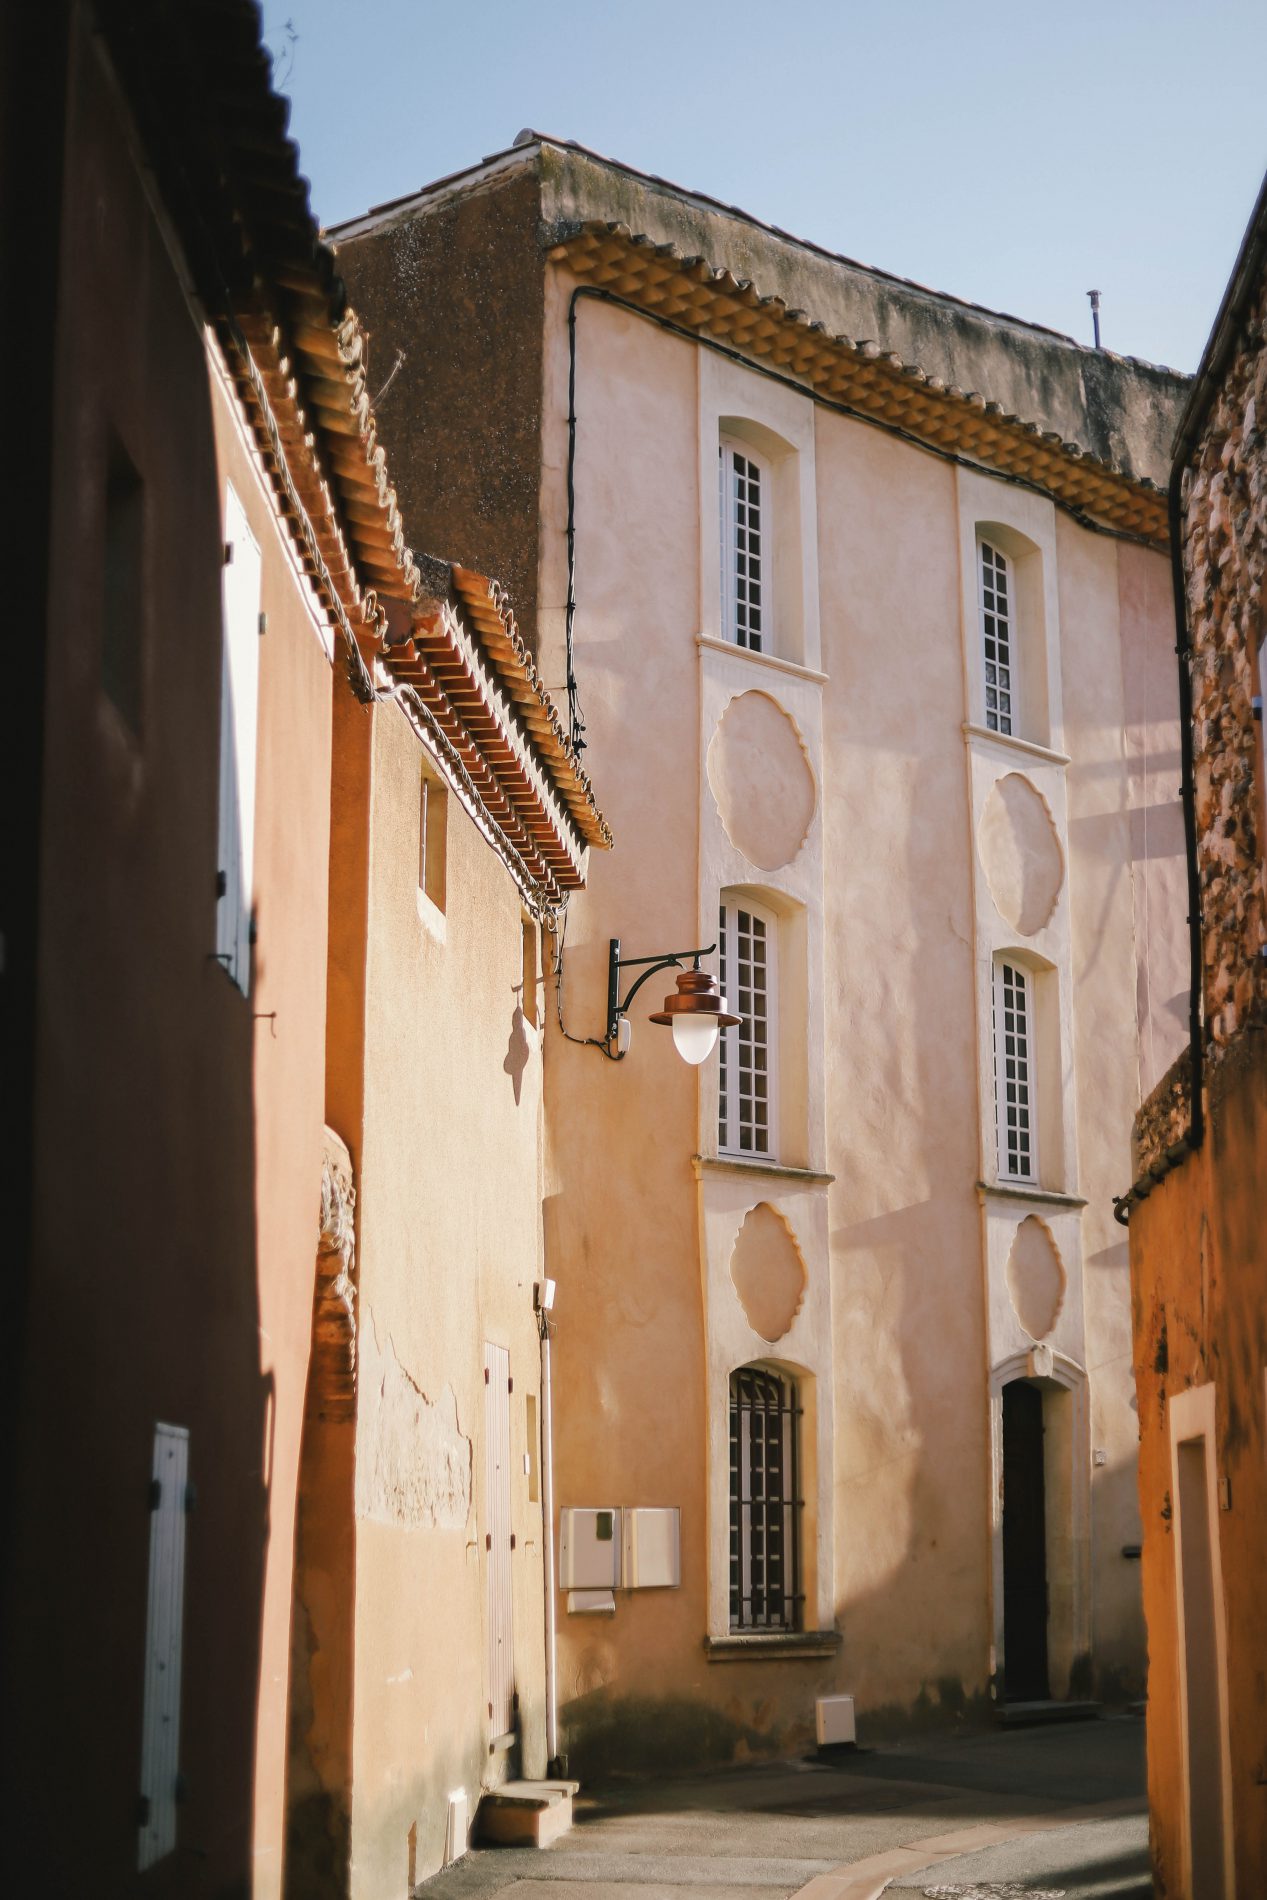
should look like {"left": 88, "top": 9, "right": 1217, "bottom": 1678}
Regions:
{"left": 356, "top": 1318, "right": 471, "bottom": 1530}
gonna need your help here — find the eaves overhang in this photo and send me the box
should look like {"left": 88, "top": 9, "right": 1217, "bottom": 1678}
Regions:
{"left": 549, "top": 220, "right": 1170, "bottom": 545}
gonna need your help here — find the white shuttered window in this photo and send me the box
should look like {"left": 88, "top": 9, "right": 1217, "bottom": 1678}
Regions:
{"left": 137, "top": 1423, "right": 190, "bottom": 1871}
{"left": 720, "top": 438, "right": 768, "bottom": 651}
{"left": 719, "top": 896, "right": 778, "bottom": 1158}
{"left": 993, "top": 958, "right": 1035, "bottom": 1181}
{"left": 216, "top": 484, "right": 262, "bottom": 994}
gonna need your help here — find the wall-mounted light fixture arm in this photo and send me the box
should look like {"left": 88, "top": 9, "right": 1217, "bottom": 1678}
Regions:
{"left": 606, "top": 937, "right": 740, "bottom": 1064}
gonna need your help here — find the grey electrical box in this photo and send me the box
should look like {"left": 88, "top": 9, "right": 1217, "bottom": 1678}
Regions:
{"left": 622, "top": 1508, "right": 681, "bottom": 1588}
{"left": 559, "top": 1508, "right": 621, "bottom": 1589}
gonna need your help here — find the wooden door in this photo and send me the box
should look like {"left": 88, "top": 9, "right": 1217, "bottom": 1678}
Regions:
{"left": 1002, "top": 1379, "right": 1050, "bottom": 1701}
{"left": 484, "top": 1344, "right": 515, "bottom": 1739}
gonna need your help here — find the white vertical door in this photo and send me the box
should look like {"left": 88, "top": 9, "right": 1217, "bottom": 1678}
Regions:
{"left": 216, "top": 483, "right": 261, "bottom": 995}
{"left": 484, "top": 1343, "right": 515, "bottom": 1738}
{"left": 138, "top": 1423, "right": 190, "bottom": 1871}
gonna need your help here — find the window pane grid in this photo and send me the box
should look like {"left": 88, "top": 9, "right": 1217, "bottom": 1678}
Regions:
{"left": 720, "top": 904, "right": 772, "bottom": 1156}
{"left": 729, "top": 1368, "right": 802, "bottom": 1631}
{"left": 994, "top": 960, "right": 1034, "bottom": 1179}
{"left": 722, "top": 445, "right": 764, "bottom": 652}
{"left": 980, "top": 540, "right": 1014, "bottom": 735}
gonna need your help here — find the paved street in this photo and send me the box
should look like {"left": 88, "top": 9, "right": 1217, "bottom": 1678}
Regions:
{"left": 422, "top": 1715, "right": 1148, "bottom": 1898}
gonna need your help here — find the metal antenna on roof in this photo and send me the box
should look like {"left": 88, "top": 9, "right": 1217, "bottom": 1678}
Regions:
{"left": 1087, "top": 290, "right": 1102, "bottom": 350}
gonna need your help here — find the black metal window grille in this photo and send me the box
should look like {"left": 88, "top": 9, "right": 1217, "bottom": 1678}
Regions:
{"left": 729, "top": 1366, "right": 803, "bottom": 1631}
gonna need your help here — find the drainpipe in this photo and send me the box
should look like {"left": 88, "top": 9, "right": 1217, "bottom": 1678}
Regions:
{"left": 536, "top": 1285, "right": 565, "bottom": 1777}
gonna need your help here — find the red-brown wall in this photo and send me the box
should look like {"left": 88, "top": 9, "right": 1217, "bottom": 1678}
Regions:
{"left": 7, "top": 17, "right": 332, "bottom": 1893}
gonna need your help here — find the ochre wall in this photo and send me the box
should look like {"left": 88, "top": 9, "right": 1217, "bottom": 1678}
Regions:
{"left": 12, "top": 17, "right": 333, "bottom": 1894}
{"left": 1129, "top": 1045, "right": 1267, "bottom": 1897}
{"left": 324, "top": 696, "right": 550, "bottom": 1894}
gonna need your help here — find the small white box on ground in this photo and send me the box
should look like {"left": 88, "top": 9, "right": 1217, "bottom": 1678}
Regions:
{"left": 815, "top": 1694, "right": 856, "bottom": 1746}
{"left": 444, "top": 1789, "right": 469, "bottom": 1863}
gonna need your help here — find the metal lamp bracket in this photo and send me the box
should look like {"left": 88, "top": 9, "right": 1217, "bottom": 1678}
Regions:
{"left": 606, "top": 937, "right": 714, "bottom": 1060}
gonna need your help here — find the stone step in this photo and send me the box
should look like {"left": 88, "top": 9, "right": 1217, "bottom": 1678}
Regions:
{"left": 997, "top": 1699, "right": 1102, "bottom": 1727}
{"left": 477, "top": 1779, "right": 580, "bottom": 1849}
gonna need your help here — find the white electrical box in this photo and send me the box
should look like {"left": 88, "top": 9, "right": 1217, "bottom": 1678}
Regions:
{"left": 558, "top": 1507, "right": 621, "bottom": 1589}
{"left": 622, "top": 1507, "right": 681, "bottom": 1588}
{"left": 815, "top": 1695, "right": 856, "bottom": 1746}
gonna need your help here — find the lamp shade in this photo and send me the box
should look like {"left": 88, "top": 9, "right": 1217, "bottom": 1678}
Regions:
{"left": 649, "top": 966, "right": 741, "bottom": 1064}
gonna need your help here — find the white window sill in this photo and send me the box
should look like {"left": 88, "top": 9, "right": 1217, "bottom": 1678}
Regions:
{"left": 416, "top": 888, "right": 447, "bottom": 943}
{"left": 694, "top": 1154, "right": 835, "bottom": 1187}
{"left": 704, "top": 1630, "right": 841, "bottom": 1663}
{"left": 976, "top": 1179, "right": 1087, "bottom": 1209}
{"left": 697, "top": 634, "right": 828, "bottom": 686}
{"left": 963, "top": 722, "right": 1070, "bottom": 767}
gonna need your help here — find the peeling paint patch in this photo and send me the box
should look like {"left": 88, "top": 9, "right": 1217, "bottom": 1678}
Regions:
{"left": 356, "top": 1321, "right": 471, "bottom": 1530}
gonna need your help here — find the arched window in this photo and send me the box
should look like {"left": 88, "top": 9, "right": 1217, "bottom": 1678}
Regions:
{"left": 719, "top": 894, "right": 779, "bottom": 1158}
{"left": 720, "top": 435, "right": 769, "bottom": 651}
{"left": 993, "top": 956, "right": 1035, "bottom": 1181}
{"left": 979, "top": 537, "right": 1015, "bottom": 736}
{"left": 729, "top": 1365, "right": 802, "bottom": 1631}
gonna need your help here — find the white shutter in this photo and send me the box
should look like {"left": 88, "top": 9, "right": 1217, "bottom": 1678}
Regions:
{"left": 216, "top": 484, "right": 262, "bottom": 995}
{"left": 138, "top": 1423, "right": 190, "bottom": 1872}
{"left": 484, "top": 1344, "right": 515, "bottom": 1738}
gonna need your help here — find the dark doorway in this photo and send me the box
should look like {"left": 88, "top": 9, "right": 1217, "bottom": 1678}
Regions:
{"left": 1002, "top": 1379, "right": 1049, "bottom": 1700}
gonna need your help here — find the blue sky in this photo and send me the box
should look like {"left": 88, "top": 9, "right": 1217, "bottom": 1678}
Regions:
{"left": 262, "top": 0, "right": 1267, "bottom": 372}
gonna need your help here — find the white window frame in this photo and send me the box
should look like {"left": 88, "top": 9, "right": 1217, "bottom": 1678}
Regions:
{"left": 979, "top": 537, "right": 1017, "bottom": 737}
{"left": 719, "top": 435, "right": 771, "bottom": 653}
{"left": 215, "top": 483, "right": 261, "bottom": 996}
{"left": 993, "top": 957, "right": 1036, "bottom": 1183}
{"left": 719, "top": 895, "right": 779, "bottom": 1160}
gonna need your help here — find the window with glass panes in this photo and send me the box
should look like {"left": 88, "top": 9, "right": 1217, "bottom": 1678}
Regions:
{"left": 993, "top": 958, "right": 1035, "bottom": 1180}
{"left": 979, "top": 539, "right": 1014, "bottom": 735}
{"left": 729, "top": 1365, "right": 802, "bottom": 1631}
{"left": 719, "top": 897, "right": 776, "bottom": 1157}
{"left": 720, "top": 439, "right": 767, "bottom": 651}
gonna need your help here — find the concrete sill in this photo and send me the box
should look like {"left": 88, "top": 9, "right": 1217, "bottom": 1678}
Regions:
{"left": 704, "top": 1631, "right": 842, "bottom": 1663}
{"left": 696, "top": 634, "right": 829, "bottom": 686}
{"left": 962, "top": 722, "right": 1071, "bottom": 767}
{"left": 976, "top": 1180, "right": 1087, "bottom": 1210}
{"left": 694, "top": 1155, "right": 835, "bottom": 1188}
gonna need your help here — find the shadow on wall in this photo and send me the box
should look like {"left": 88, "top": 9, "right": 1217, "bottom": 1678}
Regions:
{"left": 8, "top": 253, "right": 273, "bottom": 1895}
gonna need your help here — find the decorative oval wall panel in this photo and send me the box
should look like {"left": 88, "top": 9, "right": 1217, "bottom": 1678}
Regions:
{"left": 730, "top": 1202, "right": 807, "bottom": 1343}
{"left": 978, "top": 772, "right": 1064, "bottom": 935}
{"left": 707, "top": 691, "right": 816, "bottom": 872}
{"left": 1005, "top": 1215, "right": 1066, "bottom": 1342}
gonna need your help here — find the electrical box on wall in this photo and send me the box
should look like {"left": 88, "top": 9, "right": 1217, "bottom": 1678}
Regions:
{"left": 558, "top": 1508, "right": 621, "bottom": 1589}
{"left": 622, "top": 1507, "right": 681, "bottom": 1588}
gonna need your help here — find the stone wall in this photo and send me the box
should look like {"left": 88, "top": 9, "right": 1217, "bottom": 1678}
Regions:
{"left": 1132, "top": 1044, "right": 1192, "bottom": 1177}
{"left": 1184, "top": 276, "right": 1267, "bottom": 1060}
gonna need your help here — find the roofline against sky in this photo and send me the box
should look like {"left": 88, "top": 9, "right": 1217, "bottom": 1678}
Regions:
{"left": 327, "top": 130, "right": 1183, "bottom": 376}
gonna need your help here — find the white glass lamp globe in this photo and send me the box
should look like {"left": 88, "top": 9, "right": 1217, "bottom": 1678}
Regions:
{"left": 672, "top": 1015, "right": 720, "bottom": 1065}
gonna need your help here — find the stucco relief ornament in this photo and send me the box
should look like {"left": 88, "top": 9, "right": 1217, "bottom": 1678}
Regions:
{"left": 314, "top": 1126, "right": 357, "bottom": 1419}
{"left": 730, "top": 1202, "right": 807, "bottom": 1343}
{"left": 707, "top": 690, "right": 817, "bottom": 872}
{"left": 978, "top": 772, "right": 1064, "bottom": 936}
{"left": 1005, "top": 1215, "right": 1066, "bottom": 1344}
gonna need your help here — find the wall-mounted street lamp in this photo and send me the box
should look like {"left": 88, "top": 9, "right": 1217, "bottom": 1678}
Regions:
{"left": 607, "top": 938, "right": 740, "bottom": 1065}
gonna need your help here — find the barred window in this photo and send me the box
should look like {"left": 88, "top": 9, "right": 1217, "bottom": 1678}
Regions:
{"left": 980, "top": 539, "right": 1014, "bottom": 736}
{"left": 729, "top": 1366, "right": 802, "bottom": 1631}
{"left": 720, "top": 438, "right": 768, "bottom": 651}
{"left": 993, "top": 958, "right": 1035, "bottom": 1181}
{"left": 719, "top": 896, "right": 777, "bottom": 1158}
